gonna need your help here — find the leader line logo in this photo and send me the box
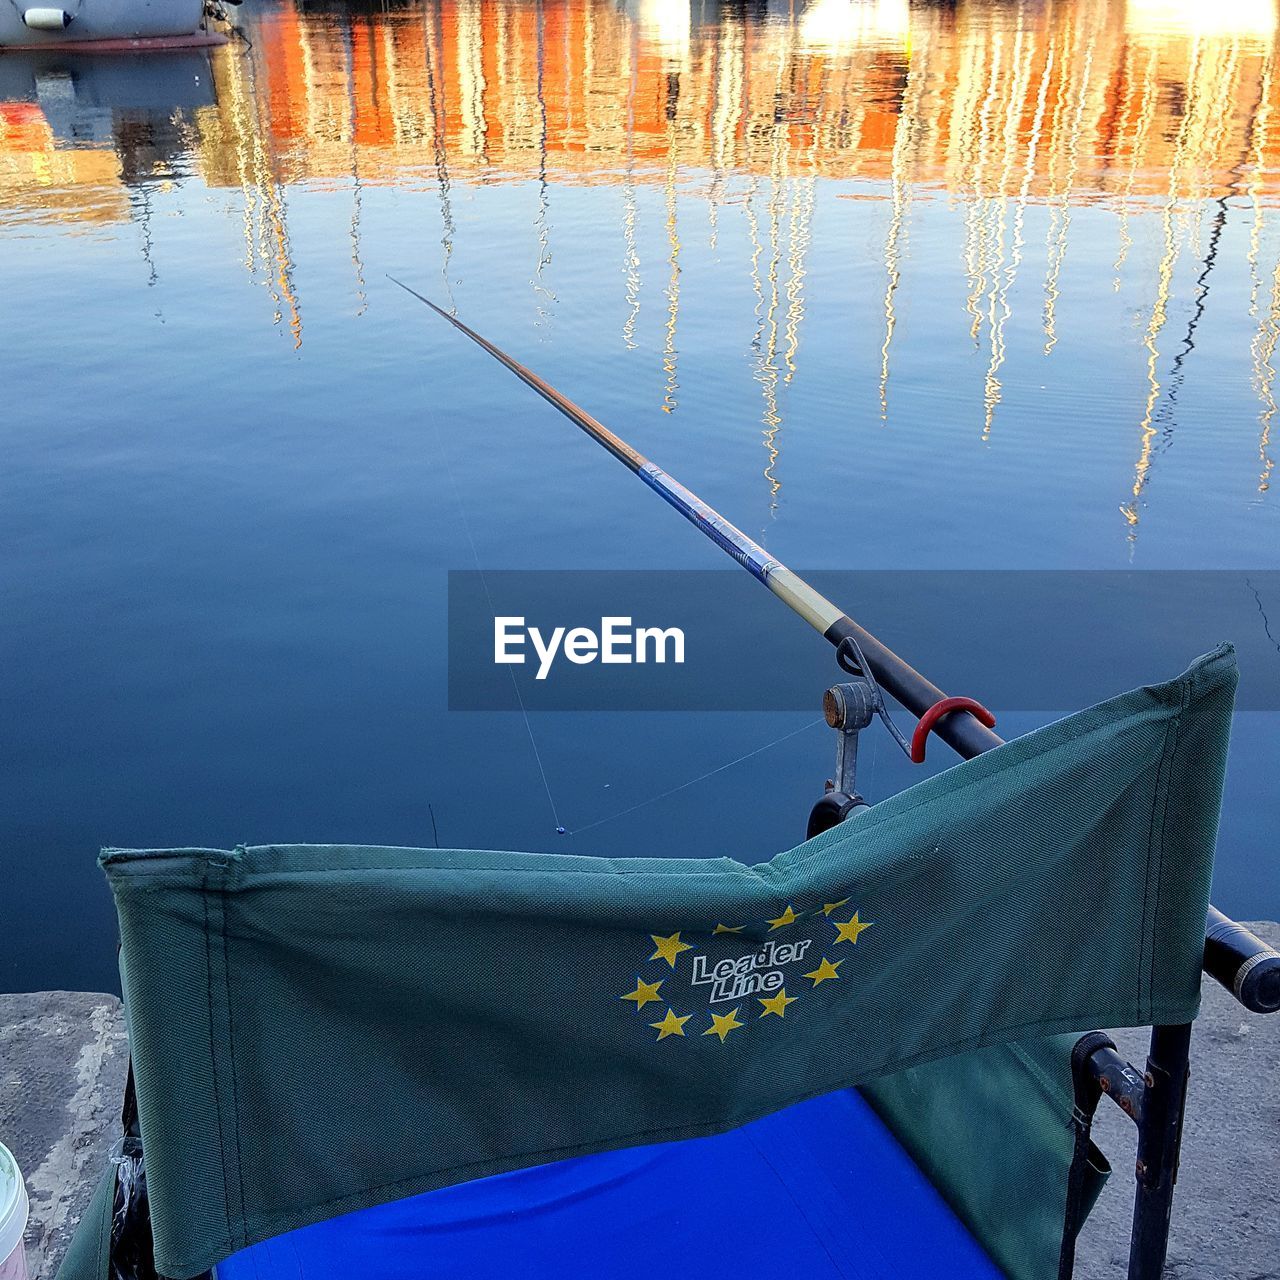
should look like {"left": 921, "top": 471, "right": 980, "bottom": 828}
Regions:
{"left": 618, "top": 903, "right": 873, "bottom": 1044}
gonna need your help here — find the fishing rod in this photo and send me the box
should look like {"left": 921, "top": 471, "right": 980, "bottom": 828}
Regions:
{"left": 390, "top": 275, "right": 1000, "bottom": 763}
{"left": 393, "top": 277, "right": 1280, "bottom": 1013}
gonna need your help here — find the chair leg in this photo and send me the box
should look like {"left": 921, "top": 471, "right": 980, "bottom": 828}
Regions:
{"left": 1126, "top": 1023, "right": 1192, "bottom": 1280}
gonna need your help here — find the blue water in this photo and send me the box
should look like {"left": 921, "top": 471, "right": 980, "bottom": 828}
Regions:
{"left": 2, "top": 0, "right": 1278, "bottom": 992}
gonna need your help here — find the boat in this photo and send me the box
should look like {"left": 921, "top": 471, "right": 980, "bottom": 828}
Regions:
{"left": 0, "top": 0, "right": 231, "bottom": 52}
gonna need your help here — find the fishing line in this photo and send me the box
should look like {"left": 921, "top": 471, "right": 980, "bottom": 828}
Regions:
{"left": 394, "top": 278, "right": 1005, "bottom": 764}
{"left": 419, "top": 344, "right": 815, "bottom": 842}
{"left": 420, "top": 380, "right": 566, "bottom": 834}
{"left": 1246, "top": 576, "right": 1280, "bottom": 655}
{"left": 565, "top": 717, "right": 824, "bottom": 838}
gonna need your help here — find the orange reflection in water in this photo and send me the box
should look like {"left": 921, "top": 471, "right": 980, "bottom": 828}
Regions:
{"left": 6, "top": 0, "right": 1278, "bottom": 211}
{"left": 0, "top": 100, "right": 126, "bottom": 225}
{"left": 2, "top": 0, "right": 1280, "bottom": 528}
{"left": 203, "top": 0, "right": 1280, "bottom": 198}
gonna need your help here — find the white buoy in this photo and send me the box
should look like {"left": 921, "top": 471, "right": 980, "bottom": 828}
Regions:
{"left": 0, "top": 1144, "right": 29, "bottom": 1280}
{"left": 21, "top": 7, "right": 73, "bottom": 30}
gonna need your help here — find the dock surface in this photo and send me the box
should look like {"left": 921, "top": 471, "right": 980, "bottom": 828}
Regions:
{"left": 0, "top": 991, "right": 127, "bottom": 1279}
{"left": 3, "top": 925, "right": 1277, "bottom": 1279}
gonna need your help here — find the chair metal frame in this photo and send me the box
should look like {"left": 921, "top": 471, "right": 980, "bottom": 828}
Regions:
{"left": 1084, "top": 916, "right": 1279, "bottom": 1280}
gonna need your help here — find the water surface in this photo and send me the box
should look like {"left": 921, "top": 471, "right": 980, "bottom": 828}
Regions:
{"left": 3, "top": 0, "right": 1279, "bottom": 991}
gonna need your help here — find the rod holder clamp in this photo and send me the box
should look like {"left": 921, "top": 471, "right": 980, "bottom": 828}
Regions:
{"left": 807, "top": 679, "right": 877, "bottom": 839}
{"left": 910, "top": 696, "right": 997, "bottom": 764}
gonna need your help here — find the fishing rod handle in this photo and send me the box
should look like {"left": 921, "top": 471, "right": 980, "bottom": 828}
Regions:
{"left": 1203, "top": 907, "right": 1280, "bottom": 1014}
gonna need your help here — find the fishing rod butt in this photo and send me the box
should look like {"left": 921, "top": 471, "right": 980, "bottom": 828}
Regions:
{"left": 1204, "top": 907, "right": 1280, "bottom": 1014}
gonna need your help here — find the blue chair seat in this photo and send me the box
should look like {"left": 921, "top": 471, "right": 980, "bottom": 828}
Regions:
{"left": 216, "top": 1089, "right": 1002, "bottom": 1280}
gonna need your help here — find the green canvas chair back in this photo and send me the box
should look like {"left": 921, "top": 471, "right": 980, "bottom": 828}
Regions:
{"left": 57, "top": 647, "right": 1237, "bottom": 1280}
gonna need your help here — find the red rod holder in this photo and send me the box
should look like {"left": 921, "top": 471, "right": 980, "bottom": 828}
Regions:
{"left": 911, "top": 697, "right": 997, "bottom": 764}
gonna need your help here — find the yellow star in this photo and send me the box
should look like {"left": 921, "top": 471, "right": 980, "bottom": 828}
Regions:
{"left": 803, "top": 957, "right": 843, "bottom": 986}
{"left": 758, "top": 989, "right": 797, "bottom": 1018}
{"left": 833, "top": 912, "right": 873, "bottom": 945}
{"left": 649, "top": 931, "right": 693, "bottom": 968}
{"left": 766, "top": 905, "right": 798, "bottom": 930}
{"left": 820, "top": 898, "right": 850, "bottom": 917}
{"left": 650, "top": 1008, "right": 691, "bottom": 1040}
{"left": 620, "top": 977, "right": 663, "bottom": 1011}
{"left": 703, "top": 1008, "right": 744, "bottom": 1042}
{"left": 713, "top": 923, "right": 744, "bottom": 935}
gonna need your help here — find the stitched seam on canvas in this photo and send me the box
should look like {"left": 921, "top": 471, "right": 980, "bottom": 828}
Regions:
{"left": 1138, "top": 675, "right": 1184, "bottom": 1021}
{"left": 1148, "top": 675, "right": 1189, "bottom": 1016}
{"left": 743, "top": 1129, "right": 859, "bottom": 1280}
{"left": 1008, "top": 1041, "right": 1071, "bottom": 1112}
{"left": 222, "top": 882, "right": 248, "bottom": 1250}
{"left": 202, "top": 861, "right": 234, "bottom": 1244}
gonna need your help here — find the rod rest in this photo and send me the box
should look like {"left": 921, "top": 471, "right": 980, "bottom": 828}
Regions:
{"left": 1203, "top": 907, "right": 1280, "bottom": 1014}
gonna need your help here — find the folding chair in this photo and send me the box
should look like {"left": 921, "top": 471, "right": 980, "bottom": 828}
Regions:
{"left": 56, "top": 647, "right": 1280, "bottom": 1280}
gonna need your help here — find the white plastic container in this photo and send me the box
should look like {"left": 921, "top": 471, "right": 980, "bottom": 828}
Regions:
{"left": 0, "top": 1143, "right": 29, "bottom": 1280}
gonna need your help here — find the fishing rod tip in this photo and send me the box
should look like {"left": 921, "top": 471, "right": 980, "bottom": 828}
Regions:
{"left": 386, "top": 274, "right": 452, "bottom": 320}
